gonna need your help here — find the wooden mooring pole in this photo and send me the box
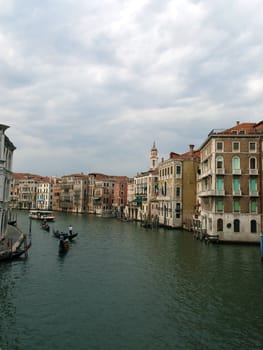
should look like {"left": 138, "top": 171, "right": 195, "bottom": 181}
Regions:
{"left": 260, "top": 234, "right": 263, "bottom": 262}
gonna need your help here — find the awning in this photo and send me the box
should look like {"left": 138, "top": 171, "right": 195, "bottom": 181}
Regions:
{"left": 132, "top": 197, "right": 146, "bottom": 203}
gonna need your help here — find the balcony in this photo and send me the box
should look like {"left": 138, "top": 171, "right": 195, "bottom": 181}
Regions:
{"left": 199, "top": 190, "right": 225, "bottom": 197}
{"left": 157, "top": 195, "right": 171, "bottom": 201}
{"left": 232, "top": 169, "right": 241, "bottom": 175}
{"left": 61, "top": 184, "right": 73, "bottom": 190}
{"left": 233, "top": 190, "right": 242, "bottom": 196}
{"left": 249, "top": 190, "right": 259, "bottom": 197}
{"left": 216, "top": 168, "right": 225, "bottom": 175}
{"left": 249, "top": 169, "right": 258, "bottom": 175}
{"left": 199, "top": 169, "right": 212, "bottom": 178}
{"left": 215, "top": 190, "right": 225, "bottom": 196}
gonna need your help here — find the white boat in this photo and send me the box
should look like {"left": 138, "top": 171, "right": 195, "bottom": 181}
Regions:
{"left": 29, "top": 210, "right": 55, "bottom": 221}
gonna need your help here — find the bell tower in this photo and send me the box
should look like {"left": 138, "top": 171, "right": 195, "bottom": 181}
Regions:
{"left": 150, "top": 141, "right": 158, "bottom": 170}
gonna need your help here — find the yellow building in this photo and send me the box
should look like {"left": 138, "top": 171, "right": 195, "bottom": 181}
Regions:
{"left": 158, "top": 145, "right": 200, "bottom": 228}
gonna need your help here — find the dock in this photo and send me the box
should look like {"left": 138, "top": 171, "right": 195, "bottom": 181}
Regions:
{"left": 0, "top": 224, "right": 30, "bottom": 261}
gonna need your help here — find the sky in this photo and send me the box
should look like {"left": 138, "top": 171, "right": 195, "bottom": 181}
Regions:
{"left": 1, "top": 0, "right": 263, "bottom": 177}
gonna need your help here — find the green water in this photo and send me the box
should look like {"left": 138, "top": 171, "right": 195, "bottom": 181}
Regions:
{"left": 0, "top": 210, "right": 263, "bottom": 350}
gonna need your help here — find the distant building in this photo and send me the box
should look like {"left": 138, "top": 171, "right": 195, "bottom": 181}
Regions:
{"left": 10, "top": 173, "right": 49, "bottom": 210}
{"left": 112, "top": 176, "right": 129, "bottom": 218}
{"left": 59, "top": 173, "right": 89, "bottom": 213}
{"left": 197, "top": 121, "right": 263, "bottom": 243}
{"left": 36, "top": 178, "right": 54, "bottom": 210}
{"left": 88, "top": 173, "right": 129, "bottom": 216}
{"left": 125, "top": 142, "right": 159, "bottom": 223}
{"left": 51, "top": 177, "right": 62, "bottom": 211}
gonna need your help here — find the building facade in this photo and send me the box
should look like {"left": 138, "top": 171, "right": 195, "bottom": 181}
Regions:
{"left": 0, "top": 125, "right": 15, "bottom": 237}
{"left": 158, "top": 145, "right": 200, "bottom": 228}
{"left": 197, "top": 121, "right": 262, "bottom": 243}
{"left": 125, "top": 143, "right": 159, "bottom": 223}
{"left": 59, "top": 174, "right": 89, "bottom": 213}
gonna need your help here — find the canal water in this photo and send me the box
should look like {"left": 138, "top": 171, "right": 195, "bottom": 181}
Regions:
{"left": 0, "top": 211, "right": 263, "bottom": 350}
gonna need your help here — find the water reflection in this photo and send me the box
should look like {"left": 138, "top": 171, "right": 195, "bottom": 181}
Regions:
{"left": 0, "top": 264, "right": 20, "bottom": 349}
{"left": 1, "top": 210, "right": 263, "bottom": 350}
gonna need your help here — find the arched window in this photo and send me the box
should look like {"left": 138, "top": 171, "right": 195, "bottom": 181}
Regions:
{"left": 216, "top": 156, "right": 224, "bottom": 169}
{"left": 234, "top": 219, "right": 240, "bottom": 233}
{"left": 217, "top": 218, "right": 223, "bottom": 232}
{"left": 250, "top": 220, "right": 257, "bottom": 233}
{"left": 249, "top": 157, "right": 256, "bottom": 170}
{"left": 161, "top": 182, "right": 167, "bottom": 196}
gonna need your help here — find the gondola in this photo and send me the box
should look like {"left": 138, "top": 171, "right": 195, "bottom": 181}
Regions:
{"left": 8, "top": 220, "right": 17, "bottom": 226}
{"left": 53, "top": 229, "right": 78, "bottom": 240}
{"left": 58, "top": 233, "right": 70, "bottom": 252}
{"left": 40, "top": 222, "right": 50, "bottom": 232}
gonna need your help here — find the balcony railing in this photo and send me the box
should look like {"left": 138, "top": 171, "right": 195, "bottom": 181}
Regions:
{"left": 215, "top": 190, "right": 225, "bottom": 196}
{"left": 233, "top": 190, "right": 242, "bottom": 196}
{"left": 156, "top": 195, "right": 170, "bottom": 201}
{"left": 249, "top": 169, "right": 258, "bottom": 175}
{"left": 216, "top": 168, "right": 225, "bottom": 175}
{"left": 249, "top": 190, "right": 259, "bottom": 197}
{"left": 232, "top": 169, "right": 241, "bottom": 175}
{"left": 199, "top": 169, "right": 212, "bottom": 178}
{"left": 199, "top": 190, "right": 225, "bottom": 197}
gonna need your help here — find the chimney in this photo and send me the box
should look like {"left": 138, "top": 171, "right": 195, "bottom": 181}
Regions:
{"left": 189, "top": 144, "right": 194, "bottom": 156}
{"left": 236, "top": 121, "right": 240, "bottom": 125}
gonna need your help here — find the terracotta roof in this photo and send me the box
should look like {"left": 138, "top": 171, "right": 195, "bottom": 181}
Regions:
{"left": 169, "top": 149, "right": 200, "bottom": 160}
{"left": 216, "top": 121, "right": 263, "bottom": 135}
{"left": 12, "top": 173, "right": 54, "bottom": 182}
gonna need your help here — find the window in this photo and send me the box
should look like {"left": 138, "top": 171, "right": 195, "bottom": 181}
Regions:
{"left": 216, "top": 200, "right": 223, "bottom": 212}
{"left": 216, "top": 177, "right": 224, "bottom": 191}
{"left": 249, "top": 142, "right": 256, "bottom": 152}
{"left": 232, "top": 156, "right": 240, "bottom": 170}
{"left": 232, "top": 142, "right": 240, "bottom": 152}
{"left": 233, "top": 178, "right": 240, "bottom": 191}
{"left": 162, "top": 182, "right": 167, "bottom": 196}
{"left": 176, "top": 203, "right": 180, "bottom": 218}
{"left": 233, "top": 200, "right": 240, "bottom": 213}
{"left": 250, "top": 220, "right": 257, "bottom": 233}
{"left": 250, "top": 157, "right": 256, "bottom": 169}
{"left": 163, "top": 205, "right": 168, "bottom": 217}
{"left": 216, "top": 156, "right": 223, "bottom": 169}
{"left": 176, "top": 186, "right": 180, "bottom": 198}
{"left": 234, "top": 219, "right": 240, "bottom": 232}
{"left": 217, "top": 218, "right": 223, "bottom": 232}
{"left": 250, "top": 178, "right": 257, "bottom": 192}
{"left": 176, "top": 165, "right": 181, "bottom": 176}
{"left": 250, "top": 199, "right": 257, "bottom": 213}
{"left": 216, "top": 142, "right": 223, "bottom": 151}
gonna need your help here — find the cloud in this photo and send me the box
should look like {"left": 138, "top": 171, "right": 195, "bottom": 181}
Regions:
{"left": 1, "top": 0, "right": 263, "bottom": 176}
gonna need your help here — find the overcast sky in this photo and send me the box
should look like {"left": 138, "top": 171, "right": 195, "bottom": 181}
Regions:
{"left": 1, "top": 0, "right": 263, "bottom": 177}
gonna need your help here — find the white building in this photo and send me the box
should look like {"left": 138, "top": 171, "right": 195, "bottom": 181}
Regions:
{"left": 0, "top": 124, "right": 16, "bottom": 237}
